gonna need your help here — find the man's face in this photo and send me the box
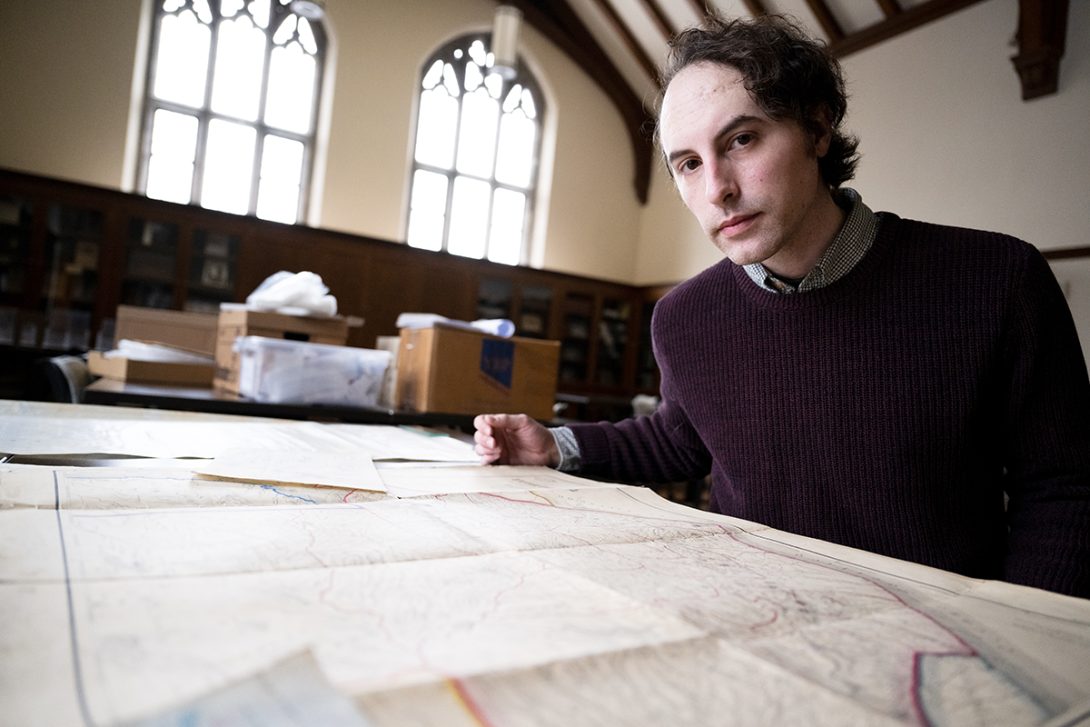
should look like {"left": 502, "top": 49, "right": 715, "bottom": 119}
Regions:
{"left": 659, "top": 62, "right": 832, "bottom": 277}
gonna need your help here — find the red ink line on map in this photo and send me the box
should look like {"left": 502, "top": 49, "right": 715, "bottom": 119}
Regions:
{"left": 448, "top": 677, "right": 498, "bottom": 727}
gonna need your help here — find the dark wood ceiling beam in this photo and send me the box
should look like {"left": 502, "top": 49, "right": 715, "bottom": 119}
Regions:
{"left": 740, "top": 0, "right": 768, "bottom": 16}
{"left": 825, "top": 0, "right": 987, "bottom": 58}
{"left": 1043, "top": 246, "right": 1090, "bottom": 261}
{"left": 875, "top": 0, "right": 903, "bottom": 18}
{"left": 1011, "top": 0, "right": 1068, "bottom": 100}
{"left": 804, "top": 0, "right": 844, "bottom": 42}
{"left": 640, "top": 0, "right": 677, "bottom": 40}
{"left": 510, "top": 0, "right": 654, "bottom": 203}
{"left": 588, "top": 0, "right": 662, "bottom": 82}
{"left": 682, "top": 0, "right": 709, "bottom": 19}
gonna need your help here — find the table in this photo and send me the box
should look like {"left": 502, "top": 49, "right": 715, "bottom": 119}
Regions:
{"left": 83, "top": 377, "right": 478, "bottom": 429}
{"left": 2, "top": 401, "right": 1089, "bottom": 727}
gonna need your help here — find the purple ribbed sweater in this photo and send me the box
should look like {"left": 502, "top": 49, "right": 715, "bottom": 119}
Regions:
{"left": 569, "top": 214, "right": 1090, "bottom": 598}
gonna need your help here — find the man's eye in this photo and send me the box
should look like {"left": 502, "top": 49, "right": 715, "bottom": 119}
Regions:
{"left": 732, "top": 133, "right": 754, "bottom": 148}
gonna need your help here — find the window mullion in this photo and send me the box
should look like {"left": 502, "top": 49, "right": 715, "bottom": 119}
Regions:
{"left": 138, "top": 8, "right": 167, "bottom": 196}
{"left": 193, "top": 8, "right": 221, "bottom": 206}
{"left": 443, "top": 66, "right": 466, "bottom": 253}
{"left": 484, "top": 80, "right": 508, "bottom": 260}
{"left": 250, "top": 20, "right": 277, "bottom": 217}
{"left": 440, "top": 169, "right": 456, "bottom": 253}
{"left": 299, "top": 35, "right": 323, "bottom": 224}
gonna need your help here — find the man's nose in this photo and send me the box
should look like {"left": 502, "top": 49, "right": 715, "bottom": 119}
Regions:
{"left": 705, "top": 160, "right": 737, "bottom": 205}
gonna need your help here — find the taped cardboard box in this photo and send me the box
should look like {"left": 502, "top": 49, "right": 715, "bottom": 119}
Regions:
{"left": 214, "top": 307, "right": 349, "bottom": 394}
{"left": 395, "top": 325, "right": 560, "bottom": 420}
{"left": 115, "top": 305, "right": 218, "bottom": 356}
{"left": 87, "top": 350, "right": 215, "bottom": 387}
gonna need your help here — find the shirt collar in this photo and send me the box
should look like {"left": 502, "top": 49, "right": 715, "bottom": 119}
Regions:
{"left": 743, "top": 187, "right": 877, "bottom": 294}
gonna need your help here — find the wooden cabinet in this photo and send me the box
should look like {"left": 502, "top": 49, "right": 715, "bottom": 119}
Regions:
{"left": 0, "top": 168, "right": 669, "bottom": 419}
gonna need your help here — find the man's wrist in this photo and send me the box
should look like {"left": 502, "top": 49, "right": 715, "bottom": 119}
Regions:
{"left": 549, "top": 427, "right": 581, "bottom": 472}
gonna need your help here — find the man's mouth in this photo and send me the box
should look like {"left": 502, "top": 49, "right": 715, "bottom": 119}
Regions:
{"left": 718, "top": 213, "right": 758, "bottom": 237}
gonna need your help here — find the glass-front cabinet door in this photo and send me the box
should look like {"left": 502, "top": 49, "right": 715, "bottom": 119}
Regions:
{"left": 477, "top": 278, "right": 513, "bottom": 321}
{"left": 516, "top": 284, "right": 551, "bottom": 339}
{"left": 0, "top": 195, "right": 33, "bottom": 305}
{"left": 595, "top": 298, "right": 630, "bottom": 386}
{"left": 41, "top": 204, "right": 102, "bottom": 313}
{"left": 122, "top": 218, "right": 179, "bottom": 309}
{"left": 186, "top": 229, "right": 239, "bottom": 314}
{"left": 560, "top": 292, "right": 593, "bottom": 384}
{"left": 39, "top": 204, "right": 102, "bottom": 349}
{"left": 0, "top": 195, "right": 34, "bottom": 346}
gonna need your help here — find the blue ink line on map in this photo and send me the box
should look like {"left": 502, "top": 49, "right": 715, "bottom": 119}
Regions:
{"left": 260, "top": 484, "right": 317, "bottom": 504}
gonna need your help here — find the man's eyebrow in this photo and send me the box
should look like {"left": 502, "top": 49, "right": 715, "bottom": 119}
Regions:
{"left": 665, "top": 114, "right": 764, "bottom": 166}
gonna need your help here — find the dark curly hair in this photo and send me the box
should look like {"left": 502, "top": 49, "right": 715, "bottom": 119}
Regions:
{"left": 658, "top": 13, "right": 860, "bottom": 188}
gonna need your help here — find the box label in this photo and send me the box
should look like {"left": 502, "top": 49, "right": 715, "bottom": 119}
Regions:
{"left": 479, "top": 339, "right": 514, "bottom": 390}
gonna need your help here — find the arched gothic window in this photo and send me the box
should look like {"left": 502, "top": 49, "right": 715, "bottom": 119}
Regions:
{"left": 407, "top": 34, "right": 543, "bottom": 265}
{"left": 138, "top": 0, "right": 326, "bottom": 224}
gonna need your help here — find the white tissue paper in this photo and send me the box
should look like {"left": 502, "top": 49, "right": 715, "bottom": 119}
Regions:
{"left": 245, "top": 271, "right": 338, "bottom": 317}
{"left": 395, "top": 312, "right": 515, "bottom": 338}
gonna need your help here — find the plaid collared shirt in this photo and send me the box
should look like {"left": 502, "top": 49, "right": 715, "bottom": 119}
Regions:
{"left": 743, "top": 188, "right": 877, "bottom": 294}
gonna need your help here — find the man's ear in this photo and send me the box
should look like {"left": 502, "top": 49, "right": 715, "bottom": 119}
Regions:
{"left": 810, "top": 105, "right": 834, "bottom": 159}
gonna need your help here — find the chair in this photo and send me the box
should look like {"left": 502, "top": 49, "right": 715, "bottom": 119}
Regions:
{"left": 31, "top": 355, "right": 92, "bottom": 403}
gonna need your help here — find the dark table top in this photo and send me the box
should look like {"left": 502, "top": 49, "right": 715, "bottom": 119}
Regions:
{"left": 83, "top": 378, "right": 479, "bottom": 430}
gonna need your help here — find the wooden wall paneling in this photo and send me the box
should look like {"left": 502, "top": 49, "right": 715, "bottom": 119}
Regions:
{"left": 419, "top": 254, "right": 477, "bottom": 323}
{"left": 361, "top": 245, "right": 472, "bottom": 347}
{"left": 172, "top": 219, "right": 194, "bottom": 312}
{"left": 23, "top": 189, "right": 50, "bottom": 313}
{"left": 546, "top": 281, "right": 567, "bottom": 343}
{"left": 93, "top": 198, "right": 127, "bottom": 338}
{"left": 362, "top": 249, "right": 417, "bottom": 345}
{"left": 621, "top": 293, "right": 642, "bottom": 390}
{"left": 233, "top": 227, "right": 265, "bottom": 312}
{"left": 586, "top": 290, "right": 605, "bottom": 391}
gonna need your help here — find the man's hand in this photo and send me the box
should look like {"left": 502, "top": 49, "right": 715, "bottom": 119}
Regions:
{"left": 473, "top": 413, "right": 560, "bottom": 467}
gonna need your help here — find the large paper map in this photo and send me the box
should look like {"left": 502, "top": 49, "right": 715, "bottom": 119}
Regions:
{"left": 3, "top": 463, "right": 1089, "bottom": 727}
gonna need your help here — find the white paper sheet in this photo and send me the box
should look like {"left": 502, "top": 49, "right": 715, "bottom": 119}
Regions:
{"left": 193, "top": 448, "right": 386, "bottom": 492}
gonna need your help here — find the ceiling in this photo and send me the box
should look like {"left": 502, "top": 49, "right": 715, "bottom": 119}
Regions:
{"left": 504, "top": 0, "right": 1068, "bottom": 202}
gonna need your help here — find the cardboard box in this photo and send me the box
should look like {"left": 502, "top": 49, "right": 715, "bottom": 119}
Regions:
{"left": 395, "top": 325, "right": 560, "bottom": 420}
{"left": 87, "top": 350, "right": 215, "bottom": 387}
{"left": 375, "top": 335, "right": 401, "bottom": 409}
{"left": 115, "top": 305, "right": 218, "bottom": 356}
{"left": 235, "top": 336, "right": 391, "bottom": 406}
{"left": 214, "top": 307, "right": 349, "bottom": 394}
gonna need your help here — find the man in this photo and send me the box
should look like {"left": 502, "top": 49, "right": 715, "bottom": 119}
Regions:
{"left": 474, "top": 14, "right": 1090, "bottom": 598}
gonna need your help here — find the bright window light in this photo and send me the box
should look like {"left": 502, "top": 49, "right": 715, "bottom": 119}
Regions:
{"left": 140, "top": 0, "right": 325, "bottom": 219}
{"left": 406, "top": 169, "right": 449, "bottom": 252}
{"left": 257, "top": 135, "right": 304, "bottom": 223}
{"left": 266, "top": 41, "right": 315, "bottom": 133}
{"left": 211, "top": 14, "right": 266, "bottom": 121}
{"left": 153, "top": 10, "right": 210, "bottom": 107}
{"left": 146, "top": 110, "right": 198, "bottom": 204}
{"left": 201, "top": 119, "right": 256, "bottom": 214}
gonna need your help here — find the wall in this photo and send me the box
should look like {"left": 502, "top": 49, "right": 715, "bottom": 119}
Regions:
{"left": 846, "top": 0, "right": 1090, "bottom": 363}
{"left": 0, "top": 0, "right": 143, "bottom": 189}
{"left": 0, "top": 0, "right": 643, "bottom": 284}
{"left": 845, "top": 0, "right": 1089, "bottom": 252}
{"left": 2, "top": 0, "right": 1087, "bottom": 298}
